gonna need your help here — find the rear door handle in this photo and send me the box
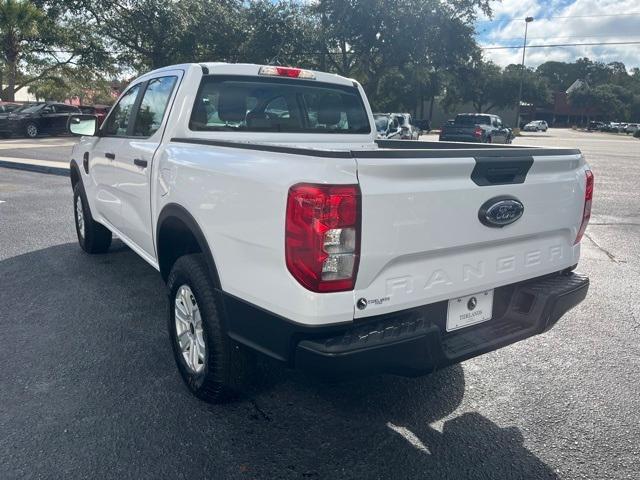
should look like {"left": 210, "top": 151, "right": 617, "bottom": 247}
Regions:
{"left": 105, "top": 152, "right": 115, "bottom": 160}
{"left": 134, "top": 158, "right": 148, "bottom": 168}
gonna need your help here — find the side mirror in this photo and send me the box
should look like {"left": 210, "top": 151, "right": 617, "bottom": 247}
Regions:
{"left": 68, "top": 114, "right": 98, "bottom": 136}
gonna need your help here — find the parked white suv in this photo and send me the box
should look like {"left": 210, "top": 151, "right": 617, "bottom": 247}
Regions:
{"left": 69, "top": 63, "right": 591, "bottom": 402}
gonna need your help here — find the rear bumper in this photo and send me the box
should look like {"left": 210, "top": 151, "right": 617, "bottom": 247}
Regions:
{"left": 221, "top": 271, "right": 589, "bottom": 378}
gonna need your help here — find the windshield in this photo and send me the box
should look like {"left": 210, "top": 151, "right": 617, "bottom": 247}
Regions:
{"left": 455, "top": 114, "right": 491, "bottom": 126}
{"left": 374, "top": 116, "right": 389, "bottom": 132}
{"left": 190, "top": 75, "right": 370, "bottom": 134}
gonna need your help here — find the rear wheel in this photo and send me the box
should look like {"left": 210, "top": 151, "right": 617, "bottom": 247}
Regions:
{"left": 25, "top": 122, "right": 39, "bottom": 138}
{"left": 167, "top": 254, "right": 251, "bottom": 403}
{"left": 73, "top": 183, "right": 112, "bottom": 253}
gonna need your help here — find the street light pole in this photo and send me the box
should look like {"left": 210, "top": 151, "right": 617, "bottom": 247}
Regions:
{"left": 515, "top": 16, "right": 534, "bottom": 130}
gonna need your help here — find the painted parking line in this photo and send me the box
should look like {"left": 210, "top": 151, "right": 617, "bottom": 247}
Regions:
{"left": 0, "top": 142, "right": 76, "bottom": 149}
{"left": 0, "top": 156, "right": 68, "bottom": 176}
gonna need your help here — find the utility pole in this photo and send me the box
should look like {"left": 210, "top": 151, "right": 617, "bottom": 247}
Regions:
{"left": 515, "top": 16, "right": 534, "bottom": 130}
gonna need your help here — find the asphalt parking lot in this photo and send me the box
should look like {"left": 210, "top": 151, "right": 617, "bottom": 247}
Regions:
{"left": 0, "top": 130, "right": 639, "bottom": 479}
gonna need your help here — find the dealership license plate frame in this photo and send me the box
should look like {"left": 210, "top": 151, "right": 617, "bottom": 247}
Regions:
{"left": 446, "top": 290, "right": 494, "bottom": 332}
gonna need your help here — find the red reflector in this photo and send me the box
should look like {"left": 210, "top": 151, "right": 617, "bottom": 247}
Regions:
{"left": 575, "top": 170, "right": 594, "bottom": 244}
{"left": 473, "top": 127, "right": 482, "bottom": 137}
{"left": 285, "top": 184, "right": 360, "bottom": 293}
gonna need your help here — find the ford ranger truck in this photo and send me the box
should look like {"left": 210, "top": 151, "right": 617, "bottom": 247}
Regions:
{"left": 68, "top": 63, "right": 591, "bottom": 403}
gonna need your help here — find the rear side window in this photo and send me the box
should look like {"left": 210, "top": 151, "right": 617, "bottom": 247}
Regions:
{"left": 57, "top": 105, "right": 79, "bottom": 113}
{"left": 133, "top": 76, "right": 178, "bottom": 137}
{"left": 190, "top": 75, "right": 370, "bottom": 134}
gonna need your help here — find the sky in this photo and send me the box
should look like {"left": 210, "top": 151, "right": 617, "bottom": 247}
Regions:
{"left": 475, "top": 0, "right": 640, "bottom": 69}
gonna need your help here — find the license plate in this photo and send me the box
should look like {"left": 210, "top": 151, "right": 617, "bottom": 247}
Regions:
{"left": 446, "top": 290, "right": 494, "bottom": 332}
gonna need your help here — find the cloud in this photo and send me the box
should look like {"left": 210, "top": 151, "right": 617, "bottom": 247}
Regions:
{"left": 476, "top": 0, "right": 640, "bottom": 69}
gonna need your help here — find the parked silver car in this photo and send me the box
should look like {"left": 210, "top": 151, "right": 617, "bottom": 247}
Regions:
{"left": 374, "top": 113, "right": 403, "bottom": 139}
{"left": 523, "top": 120, "right": 548, "bottom": 132}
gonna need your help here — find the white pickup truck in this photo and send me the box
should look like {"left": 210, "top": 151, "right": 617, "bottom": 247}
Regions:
{"left": 69, "top": 63, "right": 591, "bottom": 403}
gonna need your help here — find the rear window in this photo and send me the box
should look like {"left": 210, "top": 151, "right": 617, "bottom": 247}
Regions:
{"left": 190, "top": 75, "right": 370, "bottom": 134}
{"left": 455, "top": 115, "right": 491, "bottom": 126}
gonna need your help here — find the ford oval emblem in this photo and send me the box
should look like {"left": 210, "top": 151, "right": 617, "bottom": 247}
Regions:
{"left": 478, "top": 196, "right": 524, "bottom": 228}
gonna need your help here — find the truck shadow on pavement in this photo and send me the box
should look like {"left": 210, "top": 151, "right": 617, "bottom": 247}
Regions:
{"left": 0, "top": 242, "right": 558, "bottom": 480}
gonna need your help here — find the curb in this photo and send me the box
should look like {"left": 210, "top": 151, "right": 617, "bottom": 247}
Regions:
{"left": 0, "top": 159, "right": 68, "bottom": 177}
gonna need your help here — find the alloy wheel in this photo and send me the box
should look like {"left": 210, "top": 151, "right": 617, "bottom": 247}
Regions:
{"left": 174, "top": 285, "right": 206, "bottom": 373}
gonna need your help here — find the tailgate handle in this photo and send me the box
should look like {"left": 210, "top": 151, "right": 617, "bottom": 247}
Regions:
{"left": 471, "top": 157, "right": 534, "bottom": 186}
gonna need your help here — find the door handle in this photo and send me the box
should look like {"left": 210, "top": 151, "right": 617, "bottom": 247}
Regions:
{"left": 105, "top": 152, "right": 115, "bottom": 160}
{"left": 134, "top": 158, "right": 148, "bottom": 168}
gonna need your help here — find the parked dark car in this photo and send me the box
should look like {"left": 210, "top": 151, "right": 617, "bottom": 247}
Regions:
{"left": 0, "top": 104, "right": 21, "bottom": 137}
{"left": 78, "top": 105, "right": 110, "bottom": 126}
{"left": 587, "top": 121, "right": 604, "bottom": 131}
{"left": 439, "top": 113, "right": 513, "bottom": 144}
{"left": 2, "top": 102, "right": 81, "bottom": 138}
{"left": 414, "top": 119, "right": 431, "bottom": 133}
{"left": 0, "top": 102, "right": 22, "bottom": 114}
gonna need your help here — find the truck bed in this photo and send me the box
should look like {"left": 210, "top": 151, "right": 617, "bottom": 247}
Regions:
{"left": 169, "top": 136, "right": 585, "bottom": 319}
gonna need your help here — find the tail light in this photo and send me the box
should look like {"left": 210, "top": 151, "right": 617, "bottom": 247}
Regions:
{"left": 259, "top": 65, "right": 315, "bottom": 79}
{"left": 473, "top": 127, "right": 482, "bottom": 137}
{"left": 575, "top": 170, "right": 594, "bottom": 244}
{"left": 286, "top": 184, "right": 360, "bottom": 292}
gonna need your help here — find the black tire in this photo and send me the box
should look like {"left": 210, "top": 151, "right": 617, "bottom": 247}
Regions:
{"left": 73, "top": 183, "right": 112, "bottom": 253}
{"left": 25, "top": 122, "right": 39, "bottom": 138}
{"left": 167, "top": 254, "right": 251, "bottom": 403}
{"left": 486, "top": 136, "right": 492, "bottom": 143}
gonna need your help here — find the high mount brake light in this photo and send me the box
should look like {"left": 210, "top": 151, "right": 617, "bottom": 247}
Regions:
{"left": 259, "top": 66, "right": 316, "bottom": 80}
{"left": 285, "top": 184, "right": 360, "bottom": 293}
{"left": 575, "top": 169, "right": 594, "bottom": 244}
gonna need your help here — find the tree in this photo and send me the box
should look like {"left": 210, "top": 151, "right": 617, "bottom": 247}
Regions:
{"left": 28, "top": 66, "right": 114, "bottom": 103}
{"left": 235, "top": 0, "right": 314, "bottom": 67}
{"left": 0, "top": 0, "right": 43, "bottom": 100}
{"left": 502, "top": 64, "right": 551, "bottom": 107}
{"left": 0, "top": 0, "right": 113, "bottom": 101}
{"left": 312, "top": 0, "right": 489, "bottom": 112}
{"left": 66, "top": 0, "right": 243, "bottom": 70}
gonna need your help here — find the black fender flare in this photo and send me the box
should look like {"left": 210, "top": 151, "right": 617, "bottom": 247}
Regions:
{"left": 156, "top": 203, "right": 221, "bottom": 289}
{"left": 69, "top": 159, "right": 82, "bottom": 189}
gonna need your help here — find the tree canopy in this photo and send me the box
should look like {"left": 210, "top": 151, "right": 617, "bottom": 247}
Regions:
{"left": 0, "top": 0, "right": 638, "bottom": 122}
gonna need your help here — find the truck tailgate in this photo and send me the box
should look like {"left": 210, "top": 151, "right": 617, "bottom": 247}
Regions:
{"left": 353, "top": 148, "right": 587, "bottom": 318}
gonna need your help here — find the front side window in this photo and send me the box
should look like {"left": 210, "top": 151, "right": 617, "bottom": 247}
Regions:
{"left": 133, "top": 76, "right": 178, "bottom": 137}
{"left": 102, "top": 84, "right": 142, "bottom": 137}
{"left": 190, "top": 75, "right": 370, "bottom": 134}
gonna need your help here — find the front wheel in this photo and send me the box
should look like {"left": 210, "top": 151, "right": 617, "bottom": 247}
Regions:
{"left": 167, "top": 254, "right": 251, "bottom": 403}
{"left": 25, "top": 122, "right": 39, "bottom": 138}
{"left": 73, "top": 183, "right": 112, "bottom": 253}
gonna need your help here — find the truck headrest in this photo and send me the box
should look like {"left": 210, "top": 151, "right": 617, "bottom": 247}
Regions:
{"left": 317, "top": 94, "right": 342, "bottom": 126}
{"left": 218, "top": 87, "right": 246, "bottom": 123}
